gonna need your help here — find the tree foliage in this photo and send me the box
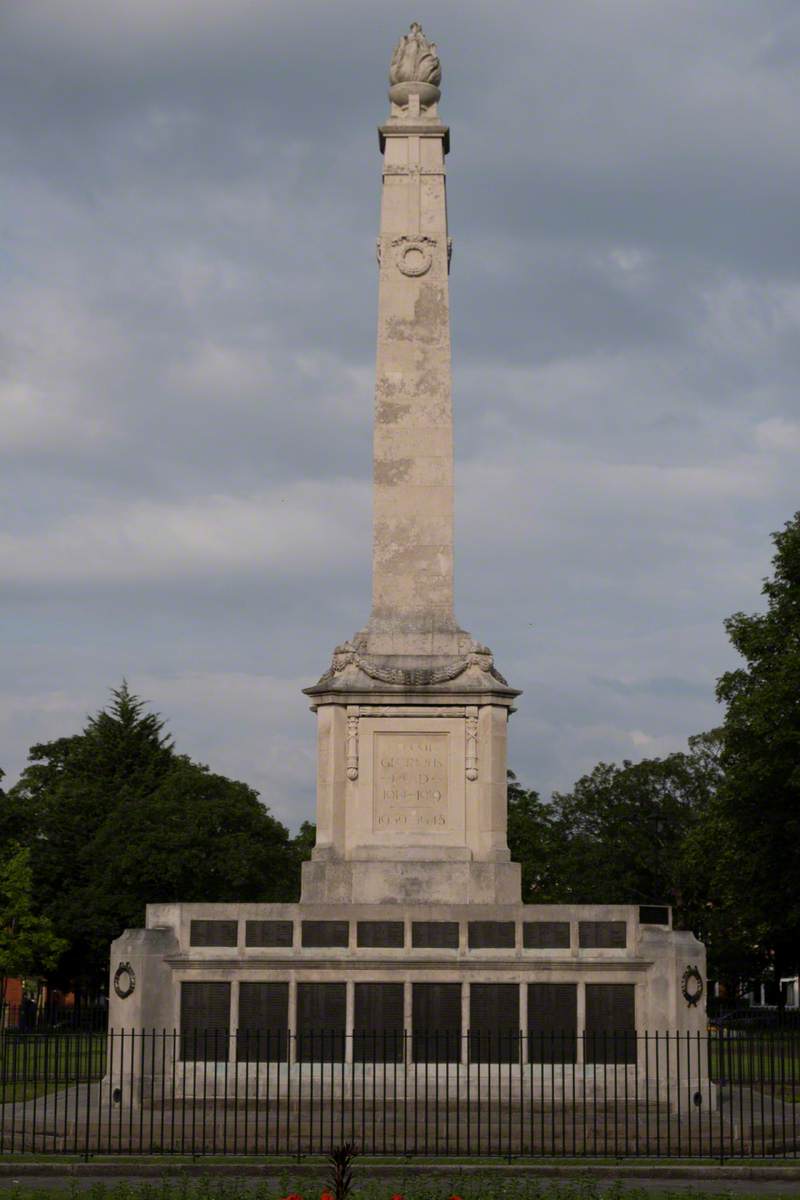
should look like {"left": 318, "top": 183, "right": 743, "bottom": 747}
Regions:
{"left": 4, "top": 684, "right": 303, "bottom": 988}
{"left": 708, "top": 513, "right": 800, "bottom": 987}
{"left": 506, "top": 774, "right": 563, "bottom": 903}
{"left": 547, "top": 739, "right": 718, "bottom": 911}
{"left": 507, "top": 737, "right": 763, "bottom": 987}
{"left": 0, "top": 844, "right": 67, "bottom": 1000}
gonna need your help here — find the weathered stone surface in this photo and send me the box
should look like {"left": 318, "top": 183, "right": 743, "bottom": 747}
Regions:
{"left": 302, "top": 56, "right": 519, "bottom": 901}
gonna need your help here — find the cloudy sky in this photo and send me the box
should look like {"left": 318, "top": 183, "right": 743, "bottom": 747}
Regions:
{"left": 3, "top": 1, "right": 799, "bottom": 829}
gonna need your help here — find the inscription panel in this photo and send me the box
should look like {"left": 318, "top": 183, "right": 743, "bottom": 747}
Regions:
{"left": 190, "top": 920, "right": 237, "bottom": 948}
{"left": 523, "top": 921, "right": 570, "bottom": 949}
{"left": 373, "top": 732, "right": 449, "bottom": 833}
{"left": 579, "top": 920, "right": 627, "bottom": 949}
{"left": 639, "top": 905, "right": 670, "bottom": 926}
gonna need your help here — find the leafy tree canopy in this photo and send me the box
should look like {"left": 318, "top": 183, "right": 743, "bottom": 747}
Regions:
{"left": 506, "top": 774, "right": 564, "bottom": 903}
{"left": 5, "top": 684, "right": 301, "bottom": 989}
{"left": 0, "top": 844, "right": 67, "bottom": 1000}
{"left": 546, "top": 738, "right": 719, "bottom": 911}
{"left": 710, "top": 513, "right": 800, "bottom": 981}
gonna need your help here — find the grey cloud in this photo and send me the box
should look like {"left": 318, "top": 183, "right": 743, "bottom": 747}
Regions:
{"left": 2, "top": 1, "right": 799, "bottom": 821}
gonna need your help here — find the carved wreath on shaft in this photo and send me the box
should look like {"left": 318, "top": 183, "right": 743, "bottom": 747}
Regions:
{"left": 393, "top": 236, "right": 436, "bottom": 277}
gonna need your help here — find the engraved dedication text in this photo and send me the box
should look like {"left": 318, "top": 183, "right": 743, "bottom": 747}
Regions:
{"left": 373, "top": 732, "right": 449, "bottom": 831}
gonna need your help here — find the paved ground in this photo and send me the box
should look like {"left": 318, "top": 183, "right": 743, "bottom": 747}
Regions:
{"left": 0, "top": 1170, "right": 800, "bottom": 1196}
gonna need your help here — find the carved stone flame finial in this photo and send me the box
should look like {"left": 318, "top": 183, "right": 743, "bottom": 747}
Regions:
{"left": 389, "top": 22, "right": 441, "bottom": 109}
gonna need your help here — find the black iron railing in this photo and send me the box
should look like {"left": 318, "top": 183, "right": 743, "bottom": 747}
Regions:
{"left": 0, "top": 1028, "right": 798, "bottom": 1156}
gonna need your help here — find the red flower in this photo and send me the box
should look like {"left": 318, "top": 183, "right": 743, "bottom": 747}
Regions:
{"left": 321, "top": 1194, "right": 335, "bottom": 1200}
{"left": 391, "top": 1195, "right": 404, "bottom": 1200}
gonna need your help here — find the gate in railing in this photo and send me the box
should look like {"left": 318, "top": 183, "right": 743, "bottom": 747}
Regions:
{"left": 0, "top": 1029, "right": 798, "bottom": 1156}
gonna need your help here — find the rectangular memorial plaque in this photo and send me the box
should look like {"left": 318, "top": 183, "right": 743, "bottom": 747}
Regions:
{"left": 189, "top": 920, "right": 238, "bottom": 948}
{"left": 528, "top": 982, "right": 577, "bottom": 1063}
{"left": 523, "top": 921, "right": 570, "bottom": 949}
{"left": 639, "top": 905, "right": 670, "bottom": 926}
{"left": 469, "top": 983, "right": 519, "bottom": 1063}
{"left": 237, "top": 982, "right": 288, "bottom": 1062}
{"left": 373, "top": 732, "right": 449, "bottom": 833}
{"left": 412, "top": 982, "right": 461, "bottom": 1063}
{"left": 412, "top": 921, "right": 459, "bottom": 949}
{"left": 245, "top": 920, "right": 293, "bottom": 947}
{"left": 579, "top": 920, "right": 627, "bottom": 949}
{"left": 301, "top": 920, "right": 349, "bottom": 948}
{"left": 585, "top": 983, "right": 636, "bottom": 1065}
{"left": 357, "top": 921, "right": 404, "bottom": 948}
{"left": 180, "top": 982, "right": 230, "bottom": 1062}
{"left": 354, "top": 983, "right": 404, "bottom": 1062}
{"left": 468, "top": 921, "right": 516, "bottom": 949}
{"left": 296, "top": 982, "right": 346, "bottom": 1063}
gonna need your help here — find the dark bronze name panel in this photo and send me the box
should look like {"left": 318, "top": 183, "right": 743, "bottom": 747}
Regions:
{"left": 523, "top": 921, "right": 570, "bottom": 949}
{"left": 301, "top": 920, "right": 349, "bottom": 948}
{"left": 296, "top": 982, "right": 346, "bottom": 1063}
{"left": 245, "top": 920, "right": 294, "bottom": 947}
{"left": 468, "top": 921, "right": 515, "bottom": 949}
{"left": 357, "top": 921, "right": 405, "bottom": 948}
{"left": 528, "top": 982, "right": 577, "bottom": 1063}
{"left": 639, "top": 905, "right": 670, "bottom": 926}
{"left": 412, "top": 982, "right": 461, "bottom": 1063}
{"left": 189, "top": 920, "right": 238, "bottom": 948}
{"left": 578, "top": 920, "right": 627, "bottom": 949}
{"left": 411, "top": 921, "right": 459, "bottom": 949}
{"left": 469, "top": 982, "right": 519, "bottom": 1063}
{"left": 237, "top": 982, "right": 288, "bottom": 1062}
{"left": 354, "top": 982, "right": 404, "bottom": 1062}
{"left": 585, "top": 982, "right": 636, "bottom": 1065}
{"left": 180, "top": 981, "right": 231, "bottom": 1062}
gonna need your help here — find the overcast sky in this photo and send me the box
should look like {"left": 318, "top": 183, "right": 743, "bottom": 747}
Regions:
{"left": 3, "top": 0, "right": 799, "bottom": 829}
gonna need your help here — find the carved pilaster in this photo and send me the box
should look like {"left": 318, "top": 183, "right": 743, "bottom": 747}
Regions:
{"left": 465, "top": 705, "right": 478, "bottom": 781}
{"left": 346, "top": 707, "right": 359, "bottom": 781}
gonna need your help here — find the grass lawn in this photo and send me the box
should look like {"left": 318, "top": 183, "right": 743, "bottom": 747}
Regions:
{"left": 709, "top": 1037, "right": 800, "bottom": 1091}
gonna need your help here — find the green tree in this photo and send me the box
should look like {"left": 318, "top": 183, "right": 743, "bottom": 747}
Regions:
{"left": 546, "top": 743, "right": 716, "bottom": 911}
{"left": 506, "top": 773, "right": 564, "bottom": 902}
{"left": 710, "top": 513, "right": 800, "bottom": 992}
{"left": 7, "top": 683, "right": 298, "bottom": 989}
{"left": 291, "top": 820, "right": 317, "bottom": 866}
{"left": 0, "top": 844, "right": 67, "bottom": 1005}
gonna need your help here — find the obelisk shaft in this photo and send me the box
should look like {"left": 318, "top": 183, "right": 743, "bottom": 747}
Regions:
{"left": 368, "top": 94, "right": 458, "bottom": 655}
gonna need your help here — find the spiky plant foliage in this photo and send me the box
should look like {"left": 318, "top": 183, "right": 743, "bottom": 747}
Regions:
{"left": 326, "top": 1141, "right": 359, "bottom": 1200}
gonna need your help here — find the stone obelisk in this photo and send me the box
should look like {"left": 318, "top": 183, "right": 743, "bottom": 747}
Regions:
{"left": 303, "top": 24, "right": 520, "bottom": 906}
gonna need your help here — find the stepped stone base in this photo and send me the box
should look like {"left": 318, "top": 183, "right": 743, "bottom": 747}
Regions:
{"left": 300, "top": 857, "right": 521, "bottom": 905}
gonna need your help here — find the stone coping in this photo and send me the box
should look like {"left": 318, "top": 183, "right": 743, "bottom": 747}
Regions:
{"left": 165, "top": 956, "right": 655, "bottom": 971}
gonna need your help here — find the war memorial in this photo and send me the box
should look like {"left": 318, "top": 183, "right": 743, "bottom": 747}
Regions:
{"left": 101, "top": 24, "right": 712, "bottom": 1151}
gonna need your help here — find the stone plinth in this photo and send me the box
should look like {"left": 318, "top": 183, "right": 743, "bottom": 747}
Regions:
{"left": 302, "top": 678, "right": 520, "bottom": 905}
{"left": 107, "top": 899, "right": 710, "bottom": 1109}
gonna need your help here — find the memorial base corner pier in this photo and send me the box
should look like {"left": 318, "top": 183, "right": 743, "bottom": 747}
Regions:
{"left": 104, "top": 24, "right": 716, "bottom": 1147}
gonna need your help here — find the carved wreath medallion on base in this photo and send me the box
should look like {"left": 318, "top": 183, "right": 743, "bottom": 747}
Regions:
{"left": 681, "top": 964, "right": 704, "bottom": 1007}
{"left": 113, "top": 961, "right": 136, "bottom": 1000}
